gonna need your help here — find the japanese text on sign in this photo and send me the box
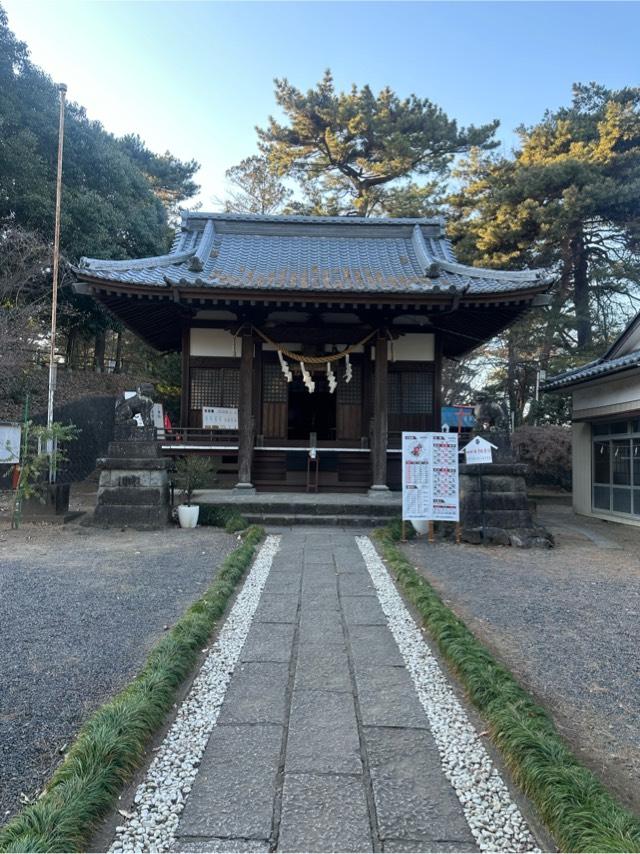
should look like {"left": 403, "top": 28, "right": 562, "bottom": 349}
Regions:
{"left": 401, "top": 431, "right": 459, "bottom": 522}
{"left": 202, "top": 407, "right": 239, "bottom": 430}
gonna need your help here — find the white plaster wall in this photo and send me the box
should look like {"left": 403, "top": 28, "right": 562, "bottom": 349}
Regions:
{"left": 190, "top": 328, "right": 238, "bottom": 357}
{"left": 572, "top": 421, "right": 592, "bottom": 516}
{"left": 393, "top": 333, "right": 435, "bottom": 362}
{"left": 573, "top": 371, "right": 640, "bottom": 418}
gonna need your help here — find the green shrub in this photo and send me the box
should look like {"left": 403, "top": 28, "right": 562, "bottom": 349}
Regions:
{"left": 197, "top": 503, "right": 248, "bottom": 533}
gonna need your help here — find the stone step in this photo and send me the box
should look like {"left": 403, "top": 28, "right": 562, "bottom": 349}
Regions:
{"left": 200, "top": 501, "right": 399, "bottom": 517}
{"left": 242, "top": 513, "right": 394, "bottom": 527}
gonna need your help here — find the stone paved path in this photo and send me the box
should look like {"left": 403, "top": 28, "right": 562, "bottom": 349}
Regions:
{"left": 163, "top": 530, "right": 528, "bottom": 854}
{"left": 109, "top": 530, "right": 539, "bottom": 854}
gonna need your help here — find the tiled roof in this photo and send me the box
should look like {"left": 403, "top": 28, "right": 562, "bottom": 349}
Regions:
{"left": 77, "top": 212, "right": 553, "bottom": 297}
{"left": 543, "top": 349, "right": 640, "bottom": 391}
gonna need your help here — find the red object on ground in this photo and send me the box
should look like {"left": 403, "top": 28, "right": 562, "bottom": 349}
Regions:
{"left": 11, "top": 464, "right": 20, "bottom": 490}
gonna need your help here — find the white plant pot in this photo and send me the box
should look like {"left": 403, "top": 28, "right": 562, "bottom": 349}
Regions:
{"left": 177, "top": 504, "right": 200, "bottom": 528}
{"left": 411, "top": 519, "right": 430, "bottom": 535}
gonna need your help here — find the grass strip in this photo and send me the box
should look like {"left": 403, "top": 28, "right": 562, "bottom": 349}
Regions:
{"left": 0, "top": 525, "right": 265, "bottom": 854}
{"left": 374, "top": 524, "right": 640, "bottom": 853}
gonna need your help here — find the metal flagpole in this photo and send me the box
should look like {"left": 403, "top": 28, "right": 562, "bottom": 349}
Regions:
{"left": 47, "top": 82, "right": 67, "bottom": 482}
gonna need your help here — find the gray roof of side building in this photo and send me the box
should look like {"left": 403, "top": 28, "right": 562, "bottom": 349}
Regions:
{"left": 76, "top": 211, "right": 554, "bottom": 297}
{"left": 543, "top": 349, "right": 640, "bottom": 392}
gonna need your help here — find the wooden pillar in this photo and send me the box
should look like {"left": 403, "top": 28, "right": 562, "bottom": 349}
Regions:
{"left": 433, "top": 333, "right": 443, "bottom": 431}
{"left": 179, "top": 324, "right": 190, "bottom": 430}
{"left": 369, "top": 332, "right": 390, "bottom": 495}
{"left": 236, "top": 329, "right": 255, "bottom": 491}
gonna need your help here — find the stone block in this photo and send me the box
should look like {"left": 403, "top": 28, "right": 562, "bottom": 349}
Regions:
{"left": 240, "top": 622, "right": 295, "bottom": 663}
{"left": 176, "top": 723, "right": 282, "bottom": 840}
{"left": 171, "top": 839, "right": 269, "bottom": 853}
{"left": 354, "top": 665, "right": 427, "bottom": 729}
{"left": 298, "top": 609, "right": 344, "bottom": 644}
{"left": 217, "top": 662, "right": 289, "bottom": 724}
{"left": 286, "top": 690, "right": 362, "bottom": 774}
{"left": 349, "top": 625, "right": 404, "bottom": 667}
{"left": 92, "top": 503, "right": 169, "bottom": 528}
{"left": 294, "top": 642, "right": 351, "bottom": 691}
{"left": 107, "top": 440, "right": 160, "bottom": 458}
{"left": 254, "top": 593, "right": 299, "bottom": 624}
{"left": 338, "top": 573, "right": 376, "bottom": 597}
{"left": 279, "top": 773, "right": 372, "bottom": 853}
{"left": 97, "top": 486, "right": 168, "bottom": 505}
{"left": 341, "top": 595, "right": 387, "bottom": 626}
{"left": 364, "top": 727, "right": 474, "bottom": 845}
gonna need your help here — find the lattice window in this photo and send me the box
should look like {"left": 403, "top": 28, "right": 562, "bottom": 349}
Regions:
{"left": 337, "top": 364, "right": 362, "bottom": 404}
{"left": 190, "top": 367, "right": 239, "bottom": 408}
{"left": 263, "top": 363, "right": 288, "bottom": 403}
{"left": 389, "top": 371, "right": 433, "bottom": 415}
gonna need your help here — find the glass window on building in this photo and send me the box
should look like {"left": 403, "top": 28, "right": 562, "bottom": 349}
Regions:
{"left": 591, "top": 420, "right": 640, "bottom": 517}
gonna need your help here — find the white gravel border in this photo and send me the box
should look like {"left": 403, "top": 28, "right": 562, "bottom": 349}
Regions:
{"left": 356, "top": 536, "right": 540, "bottom": 853}
{"left": 109, "top": 534, "right": 281, "bottom": 854}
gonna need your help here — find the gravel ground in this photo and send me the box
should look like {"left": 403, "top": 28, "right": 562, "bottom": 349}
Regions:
{"left": 401, "top": 504, "right": 640, "bottom": 815}
{"left": 0, "top": 521, "right": 235, "bottom": 824}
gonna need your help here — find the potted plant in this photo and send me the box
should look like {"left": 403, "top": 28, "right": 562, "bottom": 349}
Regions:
{"left": 173, "top": 455, "right": 217, "bottom": 528}
{"left": 11, "top": 421, "right": 78, "bottom": 529}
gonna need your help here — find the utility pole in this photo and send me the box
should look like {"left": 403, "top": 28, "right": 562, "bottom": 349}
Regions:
{"left": 47, "top": 82, "right": 67, "bottom": 482}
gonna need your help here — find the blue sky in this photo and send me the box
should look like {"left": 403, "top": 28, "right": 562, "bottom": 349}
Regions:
{"left": 4, "top": 1, "right": 639, "bottom": 207}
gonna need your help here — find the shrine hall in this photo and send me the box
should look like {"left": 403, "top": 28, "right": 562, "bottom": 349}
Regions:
{"left": 74, "top": 212, "right": 552, "bottom": 493}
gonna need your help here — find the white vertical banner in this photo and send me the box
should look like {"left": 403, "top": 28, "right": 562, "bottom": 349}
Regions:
{"left": 430, "top": 432, "right": 460, "bottom": 521}
{"left": 401, "top": 431, "right": 459, "bottom": 522}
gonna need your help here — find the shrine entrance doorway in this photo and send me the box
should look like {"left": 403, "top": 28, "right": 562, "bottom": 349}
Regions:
{"left": 287, "top": 374, "right": 336, "bottom": 441}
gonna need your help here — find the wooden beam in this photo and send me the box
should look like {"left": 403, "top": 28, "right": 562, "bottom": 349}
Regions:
{"left": 236, "top": 329, "right": 255, "bottom": 490}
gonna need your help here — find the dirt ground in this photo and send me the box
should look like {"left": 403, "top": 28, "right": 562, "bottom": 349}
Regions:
{"left": 0, "top": 509, "right": 235, "bottom": 824}
{"left": 402, "top": 504, "right": 640, "bottom": 816}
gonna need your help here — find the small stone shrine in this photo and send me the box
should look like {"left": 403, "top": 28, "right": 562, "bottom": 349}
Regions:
{"left": 93, "top": 385, "right": 170, "bottom": 528}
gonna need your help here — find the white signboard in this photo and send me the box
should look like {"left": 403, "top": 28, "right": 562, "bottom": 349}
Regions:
{"left": 461, "top": 436, "right": 497, "bottom": 465}
{"left": 0, "top": 424, "right": 21, "bottom": 464}
{"left": 402, "top": 431, "right": 459, "bottom": 522}
{"left": 202, "top": 406, "right": 239, "bottom": 430}
{"left": 151, "top": 403, "right": 165, "bottom": 438}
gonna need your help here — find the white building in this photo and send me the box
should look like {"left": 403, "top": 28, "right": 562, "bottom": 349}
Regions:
{"left": 545, "top": 314, "right": 640, "bottom": 525}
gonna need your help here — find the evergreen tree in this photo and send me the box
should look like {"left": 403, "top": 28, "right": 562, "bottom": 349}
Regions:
{"left": 221, "top": 155, "right": 291, "bottom": 214}
{"left": 257, "top": 70, "right": 499, "bottom": 216}
{"left": 0, "top": 5, "right": 200, "bottom": 370}
{"left": 448, "top": 83, "right": 640, "bottom": 424}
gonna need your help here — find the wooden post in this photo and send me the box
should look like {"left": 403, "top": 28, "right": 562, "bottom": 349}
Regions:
{"left": 236, "top": 329, "right": 255, "bottom": 491}
{"left": 369, "top": 332, "right": 389, "bottom": 495}
{"left": 428, "top": 520, "right": 435, "bottom": 544}
{"left": 179, "top": 324, "right": 190, "bottom": 431}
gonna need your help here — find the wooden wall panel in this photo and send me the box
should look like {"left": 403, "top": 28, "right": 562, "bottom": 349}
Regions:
{"left": 262, "top": 402, "right": 287, "bottom": 439}
{"left": 336, "top": 404, "right": 362, "bottom": 440}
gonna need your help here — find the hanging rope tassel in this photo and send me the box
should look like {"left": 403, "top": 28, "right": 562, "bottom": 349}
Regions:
{"left": 326, "top": 361, "right": 337, "bottom": 394}
{"left": 278, "top": 349, "right": 293, "bottom": 382}
{"left": 301, "top": 362, "right": 315, "bottom": 393}
{"left": 344, "top": 352, "right": 353, "bottom": 384}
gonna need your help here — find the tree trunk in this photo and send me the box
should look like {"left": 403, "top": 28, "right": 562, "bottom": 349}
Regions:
{"left": 539, "top": 250, "right": 572, "bottom": 371}
{"left": 114, "top": 330, "right": 123, "bottom": 373}
{"left": 571, "top": 229, "right": 591, "bottom": 349}
{"left": 65, "top": 329, "right": 77, "bottom": 369}
{"left": 93, "top": 329, "right": 106, "bottom": 372}
{"left": 506, "top": 331, "right": 518, "bottom": 429}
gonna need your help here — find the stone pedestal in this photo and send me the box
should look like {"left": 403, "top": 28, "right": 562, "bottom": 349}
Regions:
{"left": 459, "top": 462, "right": 553, "bottom": 548}
{"left": 93, "top": 441, "right": 170, "bottom": 529}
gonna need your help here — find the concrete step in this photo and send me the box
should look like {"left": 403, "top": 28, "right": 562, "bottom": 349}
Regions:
{"left": 243, "top": 513, "right": 394, "bottom": 528}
